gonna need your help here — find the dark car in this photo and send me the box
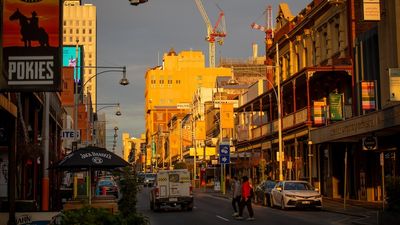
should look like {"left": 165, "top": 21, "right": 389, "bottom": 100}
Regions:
{"left": 96, "top": 179, "right": 119, "bottom": 198}
{"left": 254, "top": 180, "right": 276, "bottom": 206}
{"left": 143, "top": 173, "right": 156, "bottom": 187}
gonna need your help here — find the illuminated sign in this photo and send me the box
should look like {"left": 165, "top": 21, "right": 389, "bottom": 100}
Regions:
{"left": 62, "top": 46, "right": 83, "bottom": 83}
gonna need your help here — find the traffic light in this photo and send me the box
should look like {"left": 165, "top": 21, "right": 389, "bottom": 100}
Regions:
{"left": 129, "top": 0, "right": 148, "bottom": 6}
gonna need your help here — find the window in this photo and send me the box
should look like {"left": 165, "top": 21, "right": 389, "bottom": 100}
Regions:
{"left": 63, "top": 21, "right": 66, "bottom": 26}
{"left": 89, "top": 37, "right": 92, "bottom": 42}
{"left": 69, "top": 37, "right": 73, "bottom": 42}
{"left": 176, "top": 80, "right": 181, "bottom": 84}
{"left": 82, "top": 29, "right": 86, "bottom": 34}
{"left": 89, "top": 20, "right": 92, "bottom": 26}
{"left": 89, "top": 29, "right": 92, "bottom": 34}
{"left": 69, "top": 29, "right": 73, "bottom": 34}
{"left": 82, "top": 20, "right": 86, "bottom": 26}
{"left": 76, "top": 29, "right": 79, "bottom": 34}
{"left": 76, "top": 20, "right": 79, "bottom": 26}
{"left": 63, "top": 37, "right": 66, "bottom": 42}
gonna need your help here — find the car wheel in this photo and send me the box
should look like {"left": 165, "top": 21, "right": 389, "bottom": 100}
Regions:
{"left": 281, "top": 197, "right": 286, "bottom": 210}
{"left": 266, "top": 194, "right": 270, "bottom": 207}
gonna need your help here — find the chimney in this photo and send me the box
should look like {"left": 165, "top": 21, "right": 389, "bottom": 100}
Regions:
{"left": 252, "top": 43, "right": 258, "bottom": 59}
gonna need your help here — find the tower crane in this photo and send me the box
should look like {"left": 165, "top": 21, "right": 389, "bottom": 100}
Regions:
{"left": 194, "top": 0, "right": 226, "bottom": 68}
{"left": 251, "top": 5, "right": 273, "bottom": 47}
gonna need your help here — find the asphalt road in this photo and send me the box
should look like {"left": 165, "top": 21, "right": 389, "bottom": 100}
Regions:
{"left": 137, "top": 187, "right": 357, "bottom": 225}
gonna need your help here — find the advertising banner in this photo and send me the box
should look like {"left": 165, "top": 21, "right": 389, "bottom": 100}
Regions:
{"left": 313, "top": 100, "right": 326, "bottom": 125}
{"left": 195, "top": 120, "right": 205, "bottom": 140}
{"left": 62, "top": 45, "right": 83, "bottom": 84}
{"left": 1, "top": 0, "right": 61, "bottom": 92}
{"left": 361, "top": 81, "right": 376, "bottom": 110}
{"left": 329, "top": 93, "right": 343, "bottom": 121}
{"left": 220, "top": 103, "right": 234, "bottom": 129}
{"left": 389, "top": 68, "right": 400, "bottom": 101}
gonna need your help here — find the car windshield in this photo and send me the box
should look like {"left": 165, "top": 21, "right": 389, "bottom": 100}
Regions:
{"left": 98, "top": 180, "right": 115, "bottom": 186}
{"left": 284, "top": 182, "right": 313, "bottom": 190}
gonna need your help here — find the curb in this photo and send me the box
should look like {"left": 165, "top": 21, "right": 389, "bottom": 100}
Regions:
{"left": 321, "top": 208, "right": 367, "bottom": 218}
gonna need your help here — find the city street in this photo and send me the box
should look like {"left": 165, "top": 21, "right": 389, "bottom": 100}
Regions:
{"left": 137, "top": 187, "right": 357, "bottom": 225}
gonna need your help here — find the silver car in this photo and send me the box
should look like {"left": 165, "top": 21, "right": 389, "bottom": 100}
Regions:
{"left": 270, "top": 181, "right": 322, "bottom": 209}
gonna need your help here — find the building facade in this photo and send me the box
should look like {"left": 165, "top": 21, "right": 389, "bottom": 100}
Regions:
{"left": 144, "top": 49, "right": 231, "bottom": 171}
{"left": 63, "top": 0, "right": 97, "bottom": 108}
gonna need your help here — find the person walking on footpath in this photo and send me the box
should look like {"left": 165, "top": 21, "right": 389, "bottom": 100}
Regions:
{"left": 231, "top": 176, "right": 241, "bottom": 217}
{"left": 236, "top": 176, "right": 254, "bottom": 220}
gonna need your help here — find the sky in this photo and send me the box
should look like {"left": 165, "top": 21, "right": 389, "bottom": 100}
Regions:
{"left": 83, "top": 0, "right": 309, "bottom": 155}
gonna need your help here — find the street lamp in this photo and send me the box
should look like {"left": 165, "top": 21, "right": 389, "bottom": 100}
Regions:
{"left": 90, "top": 103, "right": 122, "bottom": 145}
{"left": 73, "top": 66, "right": 128, "bottom": 148}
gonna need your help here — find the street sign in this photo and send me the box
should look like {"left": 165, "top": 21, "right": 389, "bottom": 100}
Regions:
{"left": 61, "top": 129, "right": 80, "bottom": 140}
{"left": 219, "top": 143, "right": 230, "bottom": 164}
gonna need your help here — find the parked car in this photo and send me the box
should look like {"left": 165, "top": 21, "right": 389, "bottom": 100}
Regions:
{"left": 96, "top": 179, "right": 119, "bottom": 198}
{"left": 270, "top": 180, "right": 322, "bottom": 210}
{"left": 144, "top": 173, "right": 156, "bottom": 187}
{"left": 254, "top": 180, "right": 276, "bottom": 206}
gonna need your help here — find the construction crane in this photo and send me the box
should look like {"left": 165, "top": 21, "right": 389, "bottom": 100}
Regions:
{"left": 251, "top": 5, "right": 273, "bottom": 47}
{"left": 194, "top": 0, "right": 226, "bottom": 68}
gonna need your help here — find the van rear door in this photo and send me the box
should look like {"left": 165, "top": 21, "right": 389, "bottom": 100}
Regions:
{"left": 168, "top": 170, "right": 190, "bottom": 197}
{"left": 157, "top": 171, "right": 169, "bottom": 198}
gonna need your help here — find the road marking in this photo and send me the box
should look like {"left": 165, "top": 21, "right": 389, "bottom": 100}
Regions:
{"left": 216, "top": 215, "right": 229, "bottom": 222}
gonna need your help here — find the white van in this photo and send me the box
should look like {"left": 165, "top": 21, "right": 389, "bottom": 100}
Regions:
{"left": 149, "top": 169, "right": 194, "bottom": 211}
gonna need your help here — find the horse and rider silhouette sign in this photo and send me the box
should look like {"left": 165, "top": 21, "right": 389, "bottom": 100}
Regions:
{"left": 1, "top": 0, "right": 62, "bottom": 92}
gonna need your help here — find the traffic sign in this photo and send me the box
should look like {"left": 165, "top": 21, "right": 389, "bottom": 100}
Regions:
{"left": 219, "top": 143, "right": 230, "bottom": 164}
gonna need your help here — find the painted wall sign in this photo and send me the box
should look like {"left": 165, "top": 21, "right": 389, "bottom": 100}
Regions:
{"left": 1, "top": 0, "right": 61, "bottom": 92}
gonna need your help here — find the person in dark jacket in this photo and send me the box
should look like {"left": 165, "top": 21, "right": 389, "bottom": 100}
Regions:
{"left": 236, "top": 176, "right": 254, "bottom": 220}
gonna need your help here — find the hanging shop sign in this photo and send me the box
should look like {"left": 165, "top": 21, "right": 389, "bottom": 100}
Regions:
{"left": 1, "top": 0, "right": 62, "bottom": 92}
{"left": 363, "top": 0, "right": 381, "bottom": 21}
{"left": 362, "top": 136, "right": 378, "bottom": 151}
{"left": 313, "top": 100, "right": 326, "bottom": 125}
{"left": 361, "top": 81, "right": 376, "bottom": 110}
{"left": 329, "top": 93, "right": 343, "bottom": 121}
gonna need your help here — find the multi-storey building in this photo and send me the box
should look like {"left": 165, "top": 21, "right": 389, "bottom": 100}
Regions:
{"left": 236, "top": 0, "right": 400, "bottom": 203}
{"left": 235, "top": 0, "right": 352, "bottom": 187}
{"left": 144, "top": 49, "right": 231, "bottom": 171}
{"left": 63, "top": 0, "right": 97, "bottom": 108}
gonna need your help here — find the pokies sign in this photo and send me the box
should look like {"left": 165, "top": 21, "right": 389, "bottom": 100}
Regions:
{"left": 1, "top": 0, "right": 62, "bottom": 92}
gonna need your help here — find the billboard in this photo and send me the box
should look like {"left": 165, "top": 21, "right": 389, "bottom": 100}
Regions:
{"left": 1, "top": 0, "right": 62, "bottom": 92}
{"left": 62, "top": 45, "right": 83, "bottom": 84}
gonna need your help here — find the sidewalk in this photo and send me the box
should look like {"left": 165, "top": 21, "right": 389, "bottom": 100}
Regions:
{"left": 196, "top": 188, "right": 398, "bottom": 225}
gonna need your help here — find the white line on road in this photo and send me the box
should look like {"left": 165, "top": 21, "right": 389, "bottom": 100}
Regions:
{"left": 216, "top": 215, "right": 230, "bottom": 222}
